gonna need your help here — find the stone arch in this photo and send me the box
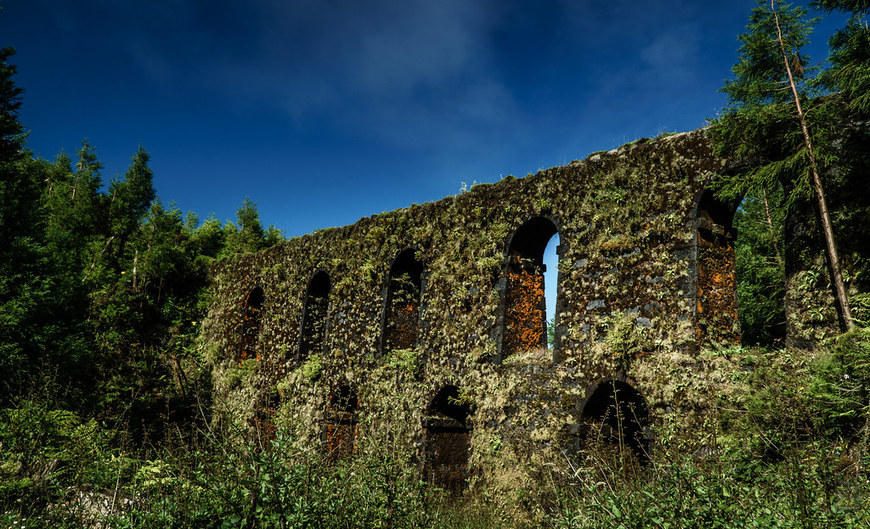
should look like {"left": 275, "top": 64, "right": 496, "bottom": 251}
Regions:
{"left": 422, "top": 385, "right": 471, "bottom": 493}
{"left": 299, "top": 270, "right": 330, "bottom": 360}
{"left": 238, "top": 286, "right": 265, "bottom": 362}
{"left": 324, "top": 384, "right": 358, "bottom": 461}
{"left": 381, "top": 247, "right": 424, "bottom": 354}
{"left": 693, "top": 189, "right": 740, "bottom": 344}
{"left": 500, "top": 215, "right": 564, "bottom": 360}
{"left": 581, "top": 379, "right": 650, "bottom": 462}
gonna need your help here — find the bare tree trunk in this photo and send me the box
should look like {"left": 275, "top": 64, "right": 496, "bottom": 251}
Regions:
{"left": 132, "top": 249, "right": 138, "bottom": 290}
{"left": 771, "top": 0, "right": 855, "bottom": 330}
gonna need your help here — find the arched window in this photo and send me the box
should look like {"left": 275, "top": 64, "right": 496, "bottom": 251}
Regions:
{"left": 238, "top": 286, "right": 264, "bottom": 362}
{"left": 581, "top": 380, "right": 650, "bottom": 462}
{"left": 382, "top": 248, "right": 424, "bottom": 352}
{"left": 423, "top": 385, "right": 471, "bottom": 494}
{"left": 299, "top": 271, "right": 330, "bottom": 360}
{"left": 325, "top": 385, "right": 358, "bottom": 461}
{"left": 695, "top": 190, "right": 739, "bottom": 344}
{"left": 502, "top": 216, "right": 561, "bottom": 358}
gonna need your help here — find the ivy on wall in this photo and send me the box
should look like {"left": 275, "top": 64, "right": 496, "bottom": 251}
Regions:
{"left": 201, "top": 130, "right": 753, "bottom": 503}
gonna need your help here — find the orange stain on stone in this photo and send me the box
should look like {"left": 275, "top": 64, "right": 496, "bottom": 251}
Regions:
{"left": 504, "top": 259, "right": 546, "bottom": 355}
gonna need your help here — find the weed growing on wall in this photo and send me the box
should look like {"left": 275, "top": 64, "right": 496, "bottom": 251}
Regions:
{"left": 202, "top": 130, "right": 746, "bottom": 505}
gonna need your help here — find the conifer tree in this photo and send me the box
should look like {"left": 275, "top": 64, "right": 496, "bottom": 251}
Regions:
{"left": 712, "top": 0, "right": 855, "bottom": 330}
{"left": 0, "top": 46, "right": 37, "bottom": 391}
{"left": 815, "top": 0, "right": 870, "bottom": 115}
{"left": 223, "top": 197, "right": 283, "bottom": 256}
{"left": 107, "top": 147, "right": 156, "bottom": 271}
{"left": 45, "top": 142, "right": 103, "bottom": 280}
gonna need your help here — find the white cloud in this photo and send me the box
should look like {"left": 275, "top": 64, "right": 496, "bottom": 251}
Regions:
{"left": 113, "top": 0, "right": 518, "bottom": 151}
{"left": 640, "top": 25, "right": 701, "bottom": 84}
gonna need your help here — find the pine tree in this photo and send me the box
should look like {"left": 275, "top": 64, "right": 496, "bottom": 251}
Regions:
{"left": 106, "top": 147, "right": 156, "bottom": 271}
{"left": 711, "top": 0, "right": 855, "bottom": 330}
{"left": 815, "top": 0, "right": 870, "bottom": 114}
{"left": 223, "top": 197, "right": 283, "bottom": 256}
{"left": 0, "top": 46, "right": 39, "bottom": 393}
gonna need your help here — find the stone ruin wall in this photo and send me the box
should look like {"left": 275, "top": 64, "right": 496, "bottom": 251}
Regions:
{"left": 201, "top": 129, "right": 747, "bottom": 496}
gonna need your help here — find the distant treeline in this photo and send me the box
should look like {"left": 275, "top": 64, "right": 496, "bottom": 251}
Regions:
{"left": 0, "top": 45, "right": 282, "bottom": 439}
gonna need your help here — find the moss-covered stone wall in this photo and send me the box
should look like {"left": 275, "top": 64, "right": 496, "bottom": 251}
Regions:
{"left": 201, "top": 129, "right": 743, "bottom": 502}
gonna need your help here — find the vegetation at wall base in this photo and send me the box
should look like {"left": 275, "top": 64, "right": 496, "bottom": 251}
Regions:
{"left": 3, "top": 334, "right": 870, "bottom": 527}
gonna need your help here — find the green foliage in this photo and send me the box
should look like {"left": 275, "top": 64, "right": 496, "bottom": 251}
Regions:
{"left": 0, "top": 380, "right": 129, "bottom": 527}
{"left": 551, "top": 341, "right": 870, "bottom": 528}
{"left": 0, "top": 47, "right": 51, "bottom": 393}
{"left": 814, "top": 0, "right": 870, "bottom": 12}
{"left": 819, "top": 17, "right": 870, "bottom": 114}
{"left": 3, "top": 6, "right": 870, "bottom": 528}
{"left": 734, "top": 189, "right": 786, "bottom": 345}
{"left": 547, "top": 315, "right": 555, "bottom": 347}
{"left": 603, "top": 312, "right": 648, "bottom": 371}
{"left": 222, "top": 197, "right": 284, "bottom": 257}
{"left": 712, "top": 0, "right": 870, "bottom": 206}
{"left": 0, "top": 401, "right": 505, "bottom": 529}
{"left": 723, "top": 1, "right": 817, "bottom": 108}
{"left": 0, "top": 36, "right": 283, "bottom": 442}
{"left": 551, "top": 447, "right": 870, "bottom": 528}
{"left": 809, "top": 327, "right": 870, "bottom": 435}
{"left": 297, "top": 355, "right": 323, "bottom": 383}
{"left": 712, "top": 0, "right": 870, "bottom": 336}
{"left": 710, "top": 0, "right": 827, "bottom": 208}
{"left": 382, "top": 348, "right": 422, "bottom": 376}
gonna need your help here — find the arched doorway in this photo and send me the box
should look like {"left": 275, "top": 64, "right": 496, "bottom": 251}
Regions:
{"left": 423, "top": 385, "right": 471, "bottom": 493}
{"left": 581, "top": 380, "right": 650, "bottom": 462}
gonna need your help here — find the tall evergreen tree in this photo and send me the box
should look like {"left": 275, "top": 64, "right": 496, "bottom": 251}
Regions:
{"left": 711, "top": 0, "right": 855, "bottom": 330}
{"left": 223, "top": 197, "right": 283, "bottom": 256}
{"left": 815, "top": 0, "right": 870, "bottom": 114}
{"left": 0, "top": 46, "right": 38, "bottom": 393}
{"left": 106, "top": 147, "right": 156, "bottom": 272}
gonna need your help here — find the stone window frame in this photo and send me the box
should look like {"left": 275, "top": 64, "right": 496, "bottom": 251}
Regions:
{"left": 495, "top": 213, "right": 568, "bottom": 363}
{"left": 690, "top": 188, "right": 741, "bottom": 345}
{"left": 324, "top": 383, "right": 359, "bottom": 461}
{"left": 297, "top": 269, "right": 332, "bottom": 362}
{"left": 378, "top": 247, "right": 426, "bottom": 357}
{"left": 237, "top": 285, "right": 265, "bottom": 362}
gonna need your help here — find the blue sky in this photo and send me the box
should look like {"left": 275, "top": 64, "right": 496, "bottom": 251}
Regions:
{"left": 3, "top": 0, "right": 847, "bottom": 238}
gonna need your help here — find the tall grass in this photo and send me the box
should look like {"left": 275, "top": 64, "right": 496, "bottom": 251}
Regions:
{"left": 548, "top": 330, "right": 870, "bottom": 528}
{"left": 3, "top": 330, "right": 870, "bottom": 527}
